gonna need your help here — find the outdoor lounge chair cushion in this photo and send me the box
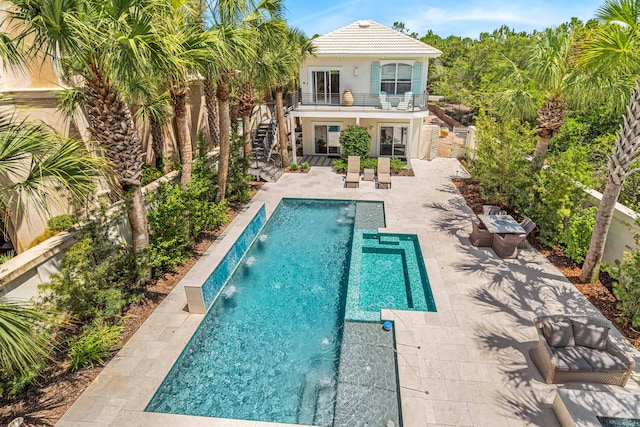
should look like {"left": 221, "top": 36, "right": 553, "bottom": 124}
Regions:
{"left": 573, "top": 347, "right": 629, "bottom": 372}
{"left": 377, "top": 157, "right": 391, "bottom": 188}
{"left": 553, "top": 347, "right": 594, "bottom": 372}
{"left": 542, "top": 320, "right": 575, "bottom": 347}
{"left": 572, "top": 321, "right": 609, "bottom": 350}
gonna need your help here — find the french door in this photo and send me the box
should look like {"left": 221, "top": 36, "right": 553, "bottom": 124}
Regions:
{"left": 312, "top": 70, "right": 340, "bottom": 104}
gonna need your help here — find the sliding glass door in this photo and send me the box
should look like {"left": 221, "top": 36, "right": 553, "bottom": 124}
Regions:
{"left": 379, "top": 125, "right": 407, "bottom": 158}
{"left": 312, "top": 70, "right": 340, "bottom": 105}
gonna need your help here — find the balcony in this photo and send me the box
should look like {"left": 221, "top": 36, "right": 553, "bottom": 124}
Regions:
{"left": 289, "top": 91, "right": 429, "bottom": 113}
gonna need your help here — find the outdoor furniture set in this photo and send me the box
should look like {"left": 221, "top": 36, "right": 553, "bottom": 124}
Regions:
{"left": 469, "top": 205, "right": 536, "bottom": 259}
{"left": 344, "top": 156, "right": 391, "bottom": 189}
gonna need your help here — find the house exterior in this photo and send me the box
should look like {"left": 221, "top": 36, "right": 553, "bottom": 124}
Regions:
{"left": 289, "top": 20, "right": 442, "bottom": 163}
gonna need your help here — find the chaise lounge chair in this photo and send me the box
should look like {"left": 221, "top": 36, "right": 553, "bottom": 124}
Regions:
{"left": 379, "top": 91, "right": 391, "bottom": 110}
{"left": 377, "top": 157, "right": 391, "bottom": 189}
{"left": 345, "top": 156, "right": 360, "bottom": 188}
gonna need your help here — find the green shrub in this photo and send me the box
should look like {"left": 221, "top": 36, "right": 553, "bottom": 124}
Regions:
{"left": 390, "top": 157, "right": 406, "bottom": 173}
{"left": 141, "top": 164, "right": 163, "bottom": 186}
{"left": 225, "top": 134, "right": 251, "bottom": 201}
{"left": 610, "top": 244, "right": 640, "bottom": 328}
{"left": 289, "top": 163, "right": 299, "bottom": 171}
{"left": 42, "top": 207, "right": 148, "bottom": 322}
{"left": 67, "top": 321, "right": 123, "bottom": 372}
{"left": 147, "top": 162, "right": 229, "bottom": 275}
{"left": 0, "top": 362, "right": 44, "bottom": 398}
{"left": 333, "top": 159, "right": 347, "bottom": 173}
{"left": 300, "top": 162, "right": 310, "bottom": 170}
{"left": 339, "top": 125, "right": 371, "bottom": 159}
{"left": 48, "top": 214, "right": 77, "bottom": 233}
{"left": 360, "top": 158, "right": 378, "bottom": 170}
{"left": 559, "top": 206, "right": 597, "bottom": 263}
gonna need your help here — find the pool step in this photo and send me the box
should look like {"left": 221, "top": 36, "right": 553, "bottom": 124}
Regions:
{"left": 378, "top": 235, "right": 400, "bottom": 245}
{"left": 297, "top": 374, "right": 336, "bottom": 426}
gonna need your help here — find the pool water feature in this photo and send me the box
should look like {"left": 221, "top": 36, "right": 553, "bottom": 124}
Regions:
{"left": 146, "top": 199, "right": 386, "bottom": 424}
{"left": 346, "top": 230, "right": 436, "bottom": 322}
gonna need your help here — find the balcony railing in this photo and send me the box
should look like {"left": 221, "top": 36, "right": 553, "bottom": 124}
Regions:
{"left": 289, "top": 91, "right": 429, "bottom": 112}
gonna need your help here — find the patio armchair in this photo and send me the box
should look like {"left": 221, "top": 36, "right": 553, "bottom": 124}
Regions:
{"left": 482, "top": 205, "right": 501, "bottom": 215}
{"left": 377, "top": 157, "right": 391, "bottom": 189}
{"left": 379, "top": 91, "right": 391, "bottom": 110}
{"left": 491, "top": 233, "right": 526, "bottom": 258}
{"left": 469, "top": 219, "right": 493, "bottom": 247}
{"left": 529, "top": 314, "right": 635, "bottom": 387}
{"left": 396, "top": 91, "right": 413, "bottom": 110}
{"left": 518, "top": 217, "right": 537, "bottom": 249}
{"left": 345, "top": 156, "right": 361, "bottom": 188}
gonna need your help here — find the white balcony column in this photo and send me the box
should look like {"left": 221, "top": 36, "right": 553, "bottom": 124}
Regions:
{"left": 290, "top": 114, "right": 297, "bottom": 164}
{"left": 356, "top": 117, "right": 360, "bottom": 125}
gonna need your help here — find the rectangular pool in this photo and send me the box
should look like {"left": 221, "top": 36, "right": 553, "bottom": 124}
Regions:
{"left": 146, "top": 199, "right": 385, "bottom": 424}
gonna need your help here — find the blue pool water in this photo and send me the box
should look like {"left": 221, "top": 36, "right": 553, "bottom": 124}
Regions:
{"left": 598, "top": 417, "right": 640, "bottom": 427}
{"left": 146, "top": 199, "right": 385, "bottom": 424}
{"left": 346, "top": 231, "right": 436, "bottom": 321}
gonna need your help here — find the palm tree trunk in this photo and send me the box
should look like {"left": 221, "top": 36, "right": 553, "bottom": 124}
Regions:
{"left": 84, "top": 63, "right": 148, "bottom": 252}
{"left": 579, "top": 180, "right": 621, "bottom": 282}
{"left": 150, "top": 115, "right": 164, "bottom": 170}
{"left": 216, "top": 75, "right": 230, "bottom": 203}
{"left": 275, "top": 86, "right": 288, "bottom": 166}
{"left": 126, "top": 185, "right": 150, "bottom": 250}
{"left": 204, "top": 77, "right": 220, "bottom": 149}
{"left": 532, "top": 130, "right": 553, "bottom": 169}
{"left": 580, "top": 81, "right": 640, "bottom": 282}
{"left": 532, "top": 95, "right": 567, "bottom": 169}
{"left": 172, "top": 89, "right": 192, "bottom": 188}
{"left": 242, "top": 111, "right": 251, "bottom": 158}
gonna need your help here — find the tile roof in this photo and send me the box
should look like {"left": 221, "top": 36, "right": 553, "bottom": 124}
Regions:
{"left": 311, "top": 20, "right": 442, "bottom": 57}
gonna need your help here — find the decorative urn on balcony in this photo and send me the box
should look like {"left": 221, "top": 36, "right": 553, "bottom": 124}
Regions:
{"left": 342, "top": 89, "right": 354, "bottom": 106}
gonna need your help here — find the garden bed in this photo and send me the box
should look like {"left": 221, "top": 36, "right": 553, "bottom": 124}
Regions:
{"left": 0, "top": 183, "right": 263, "bottom": 427}
{"left": 452, "top": 177, "right": 640, "bottom": 351}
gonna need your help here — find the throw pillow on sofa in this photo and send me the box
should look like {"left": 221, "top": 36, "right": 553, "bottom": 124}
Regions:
{"left": 572, "top": 321, "right": 609, "bottom": 350}
{"left": 542, "top": 320, "right": 575, "bottom": 347}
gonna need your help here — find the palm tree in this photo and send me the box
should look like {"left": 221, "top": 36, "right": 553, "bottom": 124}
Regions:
{"left": 0, "top": 298, "right": 53, "bottom": 377}
{"left": 494, "top": 27, "right": 580, "bottom": 169}
{"left": 147, "top": 0, "right": 215, "bottom": 188}
{"left": 204, "top": 0, "right": 282, "bottom": 202}
{"left": 5, "top": 0, "right": 157, "bottom": 252}
{"left": 580, "top": 0, "right": 640, "bottom": 282}
{"left": 0, "top": 108, "right": 102, "bottom": 378}
{"left": 0, "top": 110, "right": 106, "bottom": 222}
{"left": 254, "top": 24, "right": 314, "bottom": 167}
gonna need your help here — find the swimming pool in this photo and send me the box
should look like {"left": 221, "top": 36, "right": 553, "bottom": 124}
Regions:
{"left": 146, "top": 198, "right": 432, "bottom": 425}
{"left": 147, "top": 199, "right": 385, "bottom": 423}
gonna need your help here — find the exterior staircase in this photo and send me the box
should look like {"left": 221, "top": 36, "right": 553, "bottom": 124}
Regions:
{"left": 249, "top": 121, "right": 284, "bottom": 182}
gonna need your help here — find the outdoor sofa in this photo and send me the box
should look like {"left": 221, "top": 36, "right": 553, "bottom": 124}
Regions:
{"left": 529, "top": 314, "right": 635, "bottom": 387}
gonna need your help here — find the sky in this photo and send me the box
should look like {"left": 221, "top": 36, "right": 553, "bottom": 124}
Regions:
{"left": 285, "top": 0, "right": 605, "bottom": 39}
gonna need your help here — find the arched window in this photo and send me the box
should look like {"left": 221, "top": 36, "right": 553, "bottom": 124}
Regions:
{"left": 380, "top": 63, "right": 412, "bottom": 95}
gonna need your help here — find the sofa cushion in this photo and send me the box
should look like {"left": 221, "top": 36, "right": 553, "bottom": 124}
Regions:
{"left": 542, "top": 320, "right": 575, "bottom": 347}
{"left": 574, "top": 346, "right": 629, "bottom": 372}
{"left": 572, "top": 321, "right": 609, "bottom": 350}
{"left": 552, "top": 347, "right": 593, "bottom": 372}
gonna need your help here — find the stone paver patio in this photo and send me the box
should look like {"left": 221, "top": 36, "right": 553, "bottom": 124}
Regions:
{"left": 56, "top": 157, "right": 640, "bottom": 427}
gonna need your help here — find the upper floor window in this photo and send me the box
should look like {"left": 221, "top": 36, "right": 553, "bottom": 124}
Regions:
{"left": 381, "top": 63, "right": 412, "bottom": 95}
